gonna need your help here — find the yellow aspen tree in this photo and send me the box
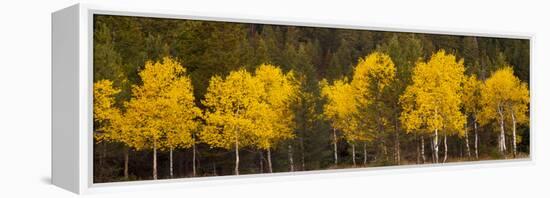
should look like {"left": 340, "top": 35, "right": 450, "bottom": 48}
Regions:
{"left": 160, "top": 70, "right": 202, "bottom": 178}
{"left": 320, "top": 79, "right": 345, "bottom": 166}
{"left": 123, "top": 57, "right": 195, "bottom": 180}
{"left": 400, "top": 50, "right": 466, "bottom": 163}
{"left": 94, "top": 80, "right": 122, "bottom": 142}
{"left": 200, "top": 69, "right": 264, "bottom": 175}
{"left": 351, "top": 52, "right": 395, "bottom": 163}
{"left": 93, "top": 80, "right": 132, "bottom": 179}
{"left": 253, "top": 64, "right": 298, "bottom": 173}
{"left": 321, "top": 78, "right": 371, "bottom": 167}
{"left": 400, "top": 87, "right": 429, "bottom": 163}
{"left": 479, "top": 67, "right": 529, "bottom": 158}
{"left": 463, "top": 75, "right": 483, "bottom": 159}
{"left": 508, "top": 82, "right": 529, "bottom": 158}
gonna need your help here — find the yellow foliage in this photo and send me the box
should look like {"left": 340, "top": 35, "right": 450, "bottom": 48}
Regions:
{"left": 253, "top": 64, "right": 298, "bottom": 149}
{"left": 321, "top": 78, "right": 371, "bottom": 143}
{"left": 201, "top": 64, "right": 299, "bottom": 151}
{"left": 400, "top": 50, "right": 466, "bottom": 136}
{"left": 351, "top": 52, "right": 396, "bottom": 100}
{"left": 478, "top": 66, "right": 529, "bottom": 128}
{"left": 352, "top": 52, "right": 396, "bottom": 141}
{"left": 161, "top": 71, "right": 202, "bottom": 150}
{"left": 463, "top": 75, "right": 482, "bottom": 121}
{"left": 123, "top": 57, "right": 200, "bottom": 150}
{"left": 200, "top": 69, "right": 265, "bottom": 149}
{"left": 93, "top": 79, "right": 123, "bottom": 142}
{"left": 321, "top": 52, "right": 397, "bottom": 144}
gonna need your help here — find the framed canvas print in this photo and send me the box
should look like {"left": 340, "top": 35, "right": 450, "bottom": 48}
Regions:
{"left": 52, "top": 3, "right": 533, "bottom": 194}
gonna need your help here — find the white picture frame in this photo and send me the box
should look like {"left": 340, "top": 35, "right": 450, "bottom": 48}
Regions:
{"left": 52, "top": 3, "right": 534, "bottom": 194}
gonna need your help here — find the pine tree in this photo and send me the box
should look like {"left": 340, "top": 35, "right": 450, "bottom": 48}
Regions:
{"left": 377, "top": 34, "right": 423, "bottom": 164}
{"left": 351, "top": 52, "right": 396, "bottom": 163}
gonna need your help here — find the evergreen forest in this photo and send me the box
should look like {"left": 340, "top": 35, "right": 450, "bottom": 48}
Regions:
{"left": 92, "top": 15, "right": 530, "bottom": 183}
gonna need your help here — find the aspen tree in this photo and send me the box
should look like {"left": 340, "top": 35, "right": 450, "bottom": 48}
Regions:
{"left": 161, "top": 69, "right": 201, "bottom": 178}
{"left": 94, "top": 80, "right": 122, "bottom": 142}
{"left": 463, "top": 75, "right": 483, "bottom": 159}
{"left": 94, "top": 80, "right": 133, "bottom": 179}
{"left": 253, "top": 64, "right": 298, "bottom": 173}
{"left": 123, "top": 57, "right": 198, "bottom": 179}
{"left": 479, "top": 67, "right": 529, "bottom": 158}
{"left": 400, "top": 50, "right": 466, "bottom": 163}
{"left": 321, "top": 79, "right": 371, "bottom": 167}
{"left": 201, "top": 69, "right": 264, "bottom": 175}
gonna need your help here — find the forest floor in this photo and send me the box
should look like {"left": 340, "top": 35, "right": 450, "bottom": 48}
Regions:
{"left": 324, "top": 153, "right": 530, "bottom": 170}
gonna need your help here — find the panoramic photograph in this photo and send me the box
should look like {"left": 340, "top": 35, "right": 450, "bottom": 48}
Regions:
{"left": 92, "top": 14, "right": 530, "bottom": 183}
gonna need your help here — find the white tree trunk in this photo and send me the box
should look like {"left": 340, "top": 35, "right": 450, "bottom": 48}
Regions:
{"left": 169, "top": 147, "right": 174, "bottom": 178}
{"left": 430, "top": 137, "right": 434, "bottom": 163}
{"left": 497, "top": 106, "right": 507, "bottom": 157}
{"left": 235, "top": 110, "right": 241, "bottom": 175}
{"left": 351, "top": 143, "right": 356, "bottom": 167}
{"left": 474, "top": 121, "right": 479, "bottom": 159}
{"left": 267, "top": 148, "right": 273, "bottom": 173}
{"left": 416, "top": 135, "right": 420, "bottom": 164}
{"left": 363, "top": 143, "right": 367, "bottom": 165}
{"left": 382, "top": 141, "right": 388, "bottom": 161}
{"left": 153, "top": 140, "right": 158, "bottom": 180}
{"left": 443, "top": 134, "right": 448, "bottom": 163}
{"left": 288, "top": 144, "right": 294, "bottom": 172}
{"left": 192, "top": 142, "right": 196, "bottom": 177}
{"left": 394, "top": 117, "right": 401, "bottom": 165}
{"left": 465, "top": 124, "right": 471, "bottom": 159}
{"left": 433, "top": 129, "right": 439, "bottom": 164}
{"left": 511, "top": 111, "right": 517, "bottom": 158}
{"left": 235, "top": 139, "right": 240, "bottom": 175}
{"left": 395, "top": 131, "right": 401, "bottom": 165}
{"left": 333, "top": 128, "right": 338, "bottom": 166}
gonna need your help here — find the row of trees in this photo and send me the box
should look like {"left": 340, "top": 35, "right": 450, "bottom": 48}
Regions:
{"left": 95, "top": 58, "right": 201, "bottom": 179}
{"left": 95, "top": 58, "right": 300, "bottom": 178}
{"left": 95, "top": 51, "right": 529, "bottom": 180}
{"left": 321, "top": 50, "right": 529, "bottom": 166}
{"left": 93, "top": 15, "right": 530, "bottom": 182}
